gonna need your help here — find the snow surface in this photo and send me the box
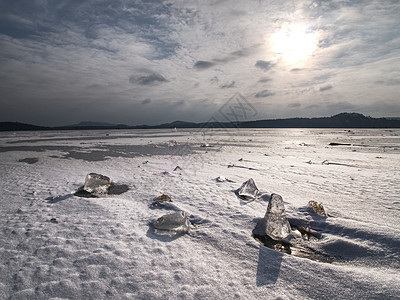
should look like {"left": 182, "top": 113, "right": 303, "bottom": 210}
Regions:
{"left": 0, "top": 128, "right": 399, "bottom": 299}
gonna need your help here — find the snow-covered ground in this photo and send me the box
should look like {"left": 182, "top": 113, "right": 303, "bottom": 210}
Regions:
{"left": 0, "top": 128, "right": 399, "bottom": 299}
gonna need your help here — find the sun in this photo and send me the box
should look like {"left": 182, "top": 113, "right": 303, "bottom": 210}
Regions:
{"left": 270, "top": 23, "right": 318, "bottom": 65}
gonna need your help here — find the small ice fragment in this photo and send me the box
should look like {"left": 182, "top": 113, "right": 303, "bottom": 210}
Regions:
{"left": 238, "top": 178, "right": 259, "bottom": 199}
{"left": 168, "top": 140, "right": 178, "bottom": 147}
{"left": 83, "top": 173, "right": 111, "bottom": 195}
{"left": 308, "top": 200, "right": 328, "bottom": 217}
{"left": 264, "top": 193, "right": 291, "bottom": 241}
{"left": 153, "top": 211, "right": 190, "bottom": 236}
{"left": 216, "top": 176, "right": 226, "bottom": 182}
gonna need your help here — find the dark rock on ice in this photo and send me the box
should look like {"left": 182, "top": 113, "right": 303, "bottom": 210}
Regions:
{"left": 157, "top": 194, "right": 172, "bottom": 202}
{"left": 308, "top": 200, "right": 328, "bottom": 217}
{"left": 238, "top": 178, "right": 259, "bottom": 200}
{"left": 152, "top": 194, "right": 173, "bottom": 207}
{"left": 153, "top": 211, "right": 191, "bottom": 236}
{"left": 18, "top": 157, "right": 39, "bottom": 164}
{"left": 329, "top": 142, "right": 351, "bottom": 146}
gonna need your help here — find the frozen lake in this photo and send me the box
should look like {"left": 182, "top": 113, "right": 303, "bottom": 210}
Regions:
{"left": 1, "top": 128, "right": 399, "bottom": 299}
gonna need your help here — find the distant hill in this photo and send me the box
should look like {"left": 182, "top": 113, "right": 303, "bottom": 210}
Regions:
{"left": 238, "top": 112, "right": 400, "bottom": 128}
{"left": 1, "top": 113, "right": 400, "bottom": 131}
{"left": 54, "top": 121, "right": 129, "bottom": 130}
{"left": 0, "top": 122, "right": 49, "bottom": 131}
{"left": 67, "top": 121, "right": 118, "bottom": 127}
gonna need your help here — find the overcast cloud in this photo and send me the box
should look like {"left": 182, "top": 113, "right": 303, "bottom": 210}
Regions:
{"left": 0, "top": 0, "right": 399, "bottom": 126}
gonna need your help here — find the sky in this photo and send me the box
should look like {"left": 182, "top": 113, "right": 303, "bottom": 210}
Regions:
{"left": 0, "top": 0, "right": 400, "bottom": 126}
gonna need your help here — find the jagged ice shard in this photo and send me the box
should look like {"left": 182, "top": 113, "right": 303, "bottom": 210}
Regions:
{"left": 153, "top": 211, "right": 190, "bottom": 236}
{"left": 264, "top": 193, "right": 291, "bottom": 241}
{"left": 83, "top": 173, "right": 111, "bottom": 195}
{"left": 238, "top": 178, "right": 259, "bottom": 199}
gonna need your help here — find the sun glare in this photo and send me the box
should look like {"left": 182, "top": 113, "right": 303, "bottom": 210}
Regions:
{"left": 271, "top": 24, "right": 318, "bottom": 65}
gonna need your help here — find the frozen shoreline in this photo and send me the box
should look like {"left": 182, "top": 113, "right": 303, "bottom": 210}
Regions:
{"left": 1, "top": 129, "right": 399, "bottom": 299}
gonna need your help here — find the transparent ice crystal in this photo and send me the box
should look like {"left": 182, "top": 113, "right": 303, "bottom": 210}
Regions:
{"left": 238, "top": 178, "right": 259, "bottom": 199}
{"left": 153, "top": 211, "right": 190, "bottom": 236}
{"left": 83, "top": 173, "right": 111, "bottom": 195}
{"left": 264, "top": 193, "right": 291, "bottom": 240}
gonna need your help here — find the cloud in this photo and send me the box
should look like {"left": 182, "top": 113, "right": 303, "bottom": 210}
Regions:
{"left": 305, "top": 104, "right": 319, "bottom": 109}
{"left": 319, "top": 85, "right": 333, "bottom": 92}
{"left": 130, "top": 73, "right": 168, "bottom": 85}
{"left": 212, "top": 44, "right": 261, "bottom": 63}
{"left": 258, "top": 77, "right": 272, "bottom": 83}
{"left": 193, "top": 61, "right": 215, "bottom": 70}
{"left": 142, "top": 98, "right": 151, "bottom": 105}
{"left": 327, "top": 101, "right": 358, "bottom": 111}
{"left": 255, "top": 60, "right": 274, "bottom": 71}
{"left": 220, "top": 81, "right": 236, "bottom": 89}
{"left": 255, "top": 90, "right": 275, "bottom": 98}
{"left": 0, "top": 0, "right": 399, "bottom": 125}
{"left": 375, "top": 79, "right": 400, "bottom": 86}
{"left": 210, "top": 76, "right": 219, "bottom": 84}
{"left": 288, "top": 102, "right": 301, "bottom": 108}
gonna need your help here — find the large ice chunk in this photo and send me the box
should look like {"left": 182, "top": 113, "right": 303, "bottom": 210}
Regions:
{"left": 264, "top": 193, "right": 291, "bottom": 240}
{"left": 238, "top": 178, "right": 259, "bottom": 199}
{"left": 153, "top": 211, "right": 190, "bottom": 236}
{"left": 83, "top": 173, "right": 111, "bottom": 195}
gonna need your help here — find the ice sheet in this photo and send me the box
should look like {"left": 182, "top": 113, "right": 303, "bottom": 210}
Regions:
{"left": 0, "top": 129, "right": 399, "bottom": 299}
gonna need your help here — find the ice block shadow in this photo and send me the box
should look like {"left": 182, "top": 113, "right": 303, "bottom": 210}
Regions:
{"left": 253, "top": 216, "right": 284, "bottom": 286}
{"left": 74, "top": 184, "right": 129, "bottom": 198}
{"left": 46, "top": 193, "right": 75, "bottom": 203}
{"left": 256, "top": 245, "right": 283, "bottom": 286}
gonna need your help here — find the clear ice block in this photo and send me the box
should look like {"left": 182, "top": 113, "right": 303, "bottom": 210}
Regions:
{"left": 238, "top": 178, "right": 259, "bottom": 199}
{"left": 264, "top": 193, "right": 291, "bottom": 240}
{"left": 83, "top": 173, "right": 111, "bottom": 195}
